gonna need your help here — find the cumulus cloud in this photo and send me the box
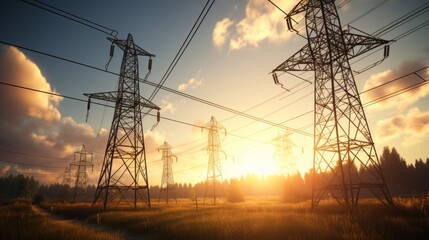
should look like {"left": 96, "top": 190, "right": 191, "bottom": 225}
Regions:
{"left": 362, "top": 59, "right": 429, "bottom": 111}
{"left": 143, "top": 130, "right": 165, "bottom": 154}
{"left": 178, "top": 69, "right": 204, "bottom": 92}
{"left": 0, "top": 46, "right": 62, "bottom": 122}
{"left": 212, "top": 0, "right": 299, "bottom": 51}
{"left": 159, "top": 97, "right": 177, "bottom": 115}
{"left": 0, "top": 46, "right": 107, "bottom": 183}
{"left": 376, "top": 107, "right": 429, "bottom": 147}
{"left": 213, "top": 18, "right": 233, "bottom": 48}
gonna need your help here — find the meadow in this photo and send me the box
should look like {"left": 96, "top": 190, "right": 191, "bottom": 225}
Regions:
{"left": 28, "top": 196, "right": 429, "bottom": 240}
{"left": 0, "top": 200, "right": 121, "bottom": 240}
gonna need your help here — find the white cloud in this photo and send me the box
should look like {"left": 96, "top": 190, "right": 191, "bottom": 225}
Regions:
{"left": 212, "top": 0, "right": 299, "bottom": 51}
{"left": 0, "top": 46, "right": 62, "bottom": 122}
{"left": 0, "top": 46, "right": 107, "bottom": 183}
{"left": 362, "top": 59, "right": 429, "bottom": 112}
{"left": 178, "top": 69, "right": 204, "bottom": 92}
{"left": 376, "top": 107, "right": 429, "bottom": 147}
{"left": 212, "top": 18, "right": 233, "bottom": 48}
{"left": 160, "top": 97, "right": 177, "bottom": 115}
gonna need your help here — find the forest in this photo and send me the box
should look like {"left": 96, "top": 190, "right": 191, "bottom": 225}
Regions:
{"left": 1, "top": 146, "right": 428, "bottom": 202}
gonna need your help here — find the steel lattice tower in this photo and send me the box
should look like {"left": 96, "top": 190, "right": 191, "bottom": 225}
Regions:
{"left": 69, "top": 145, "right": 94, "bottom": 201}
{"left": 58, "top": 166, "right": 72, "bottom": 186}
{"left": 157, "top": 141, "right": 178, "bottom": 203}
{"left": 202, "top": 116, "right": 227, "bottom": 205}
{"left": 85, "top": 34, "right": 160, "bottom": 209}
{"left": 273, "top": 131, "right": 299, "bottom": 176}
{"left": 271, "top": 0, "right": 393, "bottom": 208}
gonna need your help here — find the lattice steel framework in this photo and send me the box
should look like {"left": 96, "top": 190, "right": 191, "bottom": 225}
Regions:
{"left": 69, "top": 145, "right": 94, "bottom": 201}
{"left": 158, "top": 141, "right": 178, "bottom": 203}
{"left": 85, "top": 34, "right": 160, "bottom": 209}
{"left": 202, "top": 116, "right": 227, "bottom": 205}
{"left": 271, "top": 0, "right": 393, "bottom": 208}
{"left": 58, "top": 166, "right": 72, "bottom": 186}
{"left": 273, "top": 131, "right": 299, "bottom": 176}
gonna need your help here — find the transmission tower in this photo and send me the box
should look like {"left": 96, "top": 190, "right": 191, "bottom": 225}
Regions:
{"left": 85, "top": 33, "right": 160, "bottom": 209}
{"left": 157, "top": 141, "right": 178, "bottom": 203}
{"left": 273, "top": 131, "right": 299, "bottom": 176}
{"left": 202, "top": 116, "right": 227, "bottom": 205}
{"left": 57, "top": 166, "right": 72, "bottom": 186}
{"left": 271, "top": 0, "right": 393, "bottom": 208}
{"left": 69, "top": 145, "right": 94, "bottom": 202}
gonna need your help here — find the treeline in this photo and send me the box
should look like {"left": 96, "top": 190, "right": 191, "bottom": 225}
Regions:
{"left": 0, "top": 174, "right": 39, "bottom": 199}
{"left": 0, "top": 146, "right": 428, "bottom": 202}
{"left": 380, "top": 146, "right": 429, "bottom": 195}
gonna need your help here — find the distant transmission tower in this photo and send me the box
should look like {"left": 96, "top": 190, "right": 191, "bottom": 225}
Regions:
{"left": 157, "top": 141, "right": 178, "bottom": 203}
{"left": 273, "top": 131, "right": 299, "bottom": 176}
{"left": 271, "top": 0, "right": 393, "bottom": 208}
{"left": 202, "top": 116, "right": 227, "bottom": 205}
{"left": 85, "top": 33, "right": 160, "bottom": 209}
{"left": 69, "top": 145, "right": 94, "bottom": 202}
{"left": 57, "top": 166, "right": 72, "bottom": 186}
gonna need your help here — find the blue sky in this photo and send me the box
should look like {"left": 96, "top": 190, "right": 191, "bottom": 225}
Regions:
{"left": 0, "top": 0, "right": 428, "bottom": 185}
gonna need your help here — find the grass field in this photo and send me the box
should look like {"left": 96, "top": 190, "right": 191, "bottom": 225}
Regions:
{"left": 33, "top": 196, "right": 429, "bottom": 240}
{"left": 1, "top": 197, "right": 427, "bottom": 239}
{"left": 0, "top": 200, "right": 122, "bottom": 240}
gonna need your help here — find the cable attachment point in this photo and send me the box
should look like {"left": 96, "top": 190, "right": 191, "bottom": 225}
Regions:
{"left": 148, "top": 57, "right": 153, "bottom": 71}
{"left": 272, "top": 72, "right": 290, "bottom": 92}
{"left": 85, "top": 97, "right": 91, "bottom": 123}
{"left": 105, "top": 44, "right": 115, "bottom": 71}
{"left": 150, "top": 110, "right": 161, "bottom": 131}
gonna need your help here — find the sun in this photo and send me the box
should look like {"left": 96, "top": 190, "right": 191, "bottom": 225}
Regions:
{"left": 225, "top": 146, "right": 282, "bottom": 178}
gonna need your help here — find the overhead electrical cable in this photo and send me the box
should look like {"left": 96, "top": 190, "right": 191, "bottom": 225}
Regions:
{"left": 20, "top": 0, "right": 118, "bottom": 37}
{"left": 147, "top": 0, "right": 215, "bottom": 102}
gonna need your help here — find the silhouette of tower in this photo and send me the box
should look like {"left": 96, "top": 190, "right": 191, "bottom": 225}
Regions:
{"left": 157, "top": 141, "right": 178, "bottom": 203}
{"left": 85, "top": 34, "right": 160, "bottom": 209}
{"left": 273, "top": 131, "right": 299, "bottom": 176}
{"left": 202, "top": 116, "right": 227, "bottom": 205}
{"left": 271, "top": 0, "right": 393, "bottom": 208}
{"left": 69, "top": 145, "right": 94, "bottom": 202}
{"left": 58, "top": 166, "right": 72, "bottom": 186}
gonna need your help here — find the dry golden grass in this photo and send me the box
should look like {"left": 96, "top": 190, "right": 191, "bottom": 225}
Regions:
{"left": 42, "top": 196, "right": 429, "bottom": 240}
{"left": 0, "top": 202, "right": 122, "bottom": 240}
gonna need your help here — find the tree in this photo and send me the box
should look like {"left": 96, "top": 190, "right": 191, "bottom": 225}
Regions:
{"left": 226, "top": 179, "right": 244, "bottom": 203}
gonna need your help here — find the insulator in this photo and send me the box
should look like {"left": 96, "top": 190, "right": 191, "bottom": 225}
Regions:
{"left": 157, "top": 110, "right": 160, "bottom": 122}
{"left": 109, "top": 44, "right": 115, "bottom": 57}
{"left": 85, "top": 97, "right": 91, "bottom": 123}
{"left": 148, "top": 58, "right": 153, "bottom": 71}
{"left": 286, "top": 17, "right": 293, "bottom": 31}
{"left": 87, "top": 97, "right": 91, "bottom": 110}
{"left": 272, "top": 72, "right": 279, "bottom": 84}
{"left": 383, "top": 45, "right": 390, "bottom": 58}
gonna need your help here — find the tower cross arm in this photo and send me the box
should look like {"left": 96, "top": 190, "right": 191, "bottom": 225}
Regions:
{"left": 107, "top": 37, "right": 155, "bottom": 58}
{"left": 84, "top": 91, "right": 118, "bottom": 103}
{"left": 343, "top": 32, "right": 390, "bottom": 60}
{"left": 83, "top": 92, "right": 160, "bottom": 110}
{"left": 287, "top": 0, "right": 308, "bottom": 18}
{"left": 138, "top": 96, "right": 161, "bottom": 110}
{"left": 272, "top": 44, "right": 314, "bottom": 73}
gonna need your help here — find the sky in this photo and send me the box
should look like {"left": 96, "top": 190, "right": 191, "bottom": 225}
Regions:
{"left": 0, "top": 0, "right": 428, "bottom": 186}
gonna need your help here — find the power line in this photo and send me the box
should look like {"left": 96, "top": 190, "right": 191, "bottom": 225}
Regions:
{"left": 346, "top": 0, "right": 389, "bottom": 25}
{"left": 0, "top": 40, "right": 304, "bottom": 134}
{"left": 360, "top": 65, "right": 429, "bottom": 94}
{"left": 148, "top": 0, "right": 215, "bottom": 102}
{"left": 0, "top": 169, "right": 56, "bottom": 176}
{"left": 373, "top": 2, "right": 429, "bottom": 37}
{"left": 0, "top": 81, "right": 292, "bottom": 157}
{"left": 0, "top": 147, "right": 69, "bottom": 161}
{"left": 20, "top": 0, "right": 118, "bottom": 37}
{"left": 0, "top": 159, "right": 64, "bottom": 169}
{"left": 1, "top": 65, "right": 427, "bottom": 159}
